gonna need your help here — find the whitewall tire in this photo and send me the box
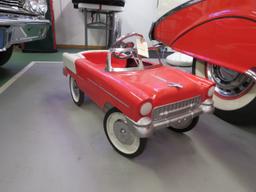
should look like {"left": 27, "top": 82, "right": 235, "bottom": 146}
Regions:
{"left": 69, "top": 76, "right": 84, "bottom": 106}
{"left": 104, "top": 108, "right": 147, "bottom": 158}
{"left": 192, "top": 59, "right": 256, "bottom": 124}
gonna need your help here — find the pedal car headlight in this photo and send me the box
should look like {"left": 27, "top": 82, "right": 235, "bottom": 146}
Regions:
{"left": 208, "top": 86, "right": 215, "bottom": 97}
{"left": 140, "top": 102, "right": 153, "bottom": 116}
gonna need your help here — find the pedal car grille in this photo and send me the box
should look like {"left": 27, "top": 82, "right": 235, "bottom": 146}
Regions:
{"left": 153, "top": 96, "right": 201, "bottom": 122}
{"left": 0, "top": 0, "right": 25, "bottom": 8}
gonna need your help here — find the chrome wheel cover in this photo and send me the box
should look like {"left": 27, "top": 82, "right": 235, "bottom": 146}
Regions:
{"left": 207, "top": 65, "right": 254, "bottom": 98}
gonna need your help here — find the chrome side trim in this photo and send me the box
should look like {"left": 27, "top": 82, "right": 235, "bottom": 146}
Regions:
{"left": 246, "top": 68, "right": 256, "bottom": 81}
{"left": 87, "top": 78, "right": 130, "bottom": 109}
{"left": 152, "top": 74, "right": 169, "bottom": 83}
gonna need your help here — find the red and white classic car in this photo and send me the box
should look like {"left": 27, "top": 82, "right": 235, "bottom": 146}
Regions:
{"left": 63, "top": 33, "right": 215, "bottom": 158}
{"left": 150, "top": 0, "right": 256, "bottom": 124}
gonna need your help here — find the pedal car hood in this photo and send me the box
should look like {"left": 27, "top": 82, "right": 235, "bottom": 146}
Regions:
{"left": 112, "top": 66, "right": 212, "bottom": 106}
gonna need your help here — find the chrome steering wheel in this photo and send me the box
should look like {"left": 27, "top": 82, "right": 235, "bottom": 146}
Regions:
{"left": 112, "top": 47, "right": 134, "bottom": 60}
{"left": 111, "top": 33, "right": 143, "bottom": 60}
{"left": 106, "top": 33, "right": 146, "bottom": 72}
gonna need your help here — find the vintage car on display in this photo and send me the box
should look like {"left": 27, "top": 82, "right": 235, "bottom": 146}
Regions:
{"left": 62, "top": 33, "right": 215, "bottom": 158}
{"left": 150, "top": 0, "right": 256, "bottom": 124}
{"left": 0, "top": 0, "right": 50, "bottom": 66}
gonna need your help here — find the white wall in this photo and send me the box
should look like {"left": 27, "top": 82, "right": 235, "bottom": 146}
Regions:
{"left": 120, "top": 0, "right": 157, "bottom": 42}
{"left": 53, "top": 0, "right": 80, "bottom": 45}
{"left": 53, "top": 0, "right": 158, "bottom": 46}
{"left": 157, "top": 0, "right": 191, "bottom": 17}
{"left": 53, "top": 0, "right": 106, "bottom": 46}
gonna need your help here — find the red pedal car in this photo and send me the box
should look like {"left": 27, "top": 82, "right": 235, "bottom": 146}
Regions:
{"left": 150, "top": 0, "right": 256, "bottom": 124}
{"left": 63, "top": 33, "right": 215, "bottom": 158}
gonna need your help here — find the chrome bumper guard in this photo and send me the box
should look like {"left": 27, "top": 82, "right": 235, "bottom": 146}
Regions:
{"left": 0, "top": 18, "right": 50, "bottom": 51}
{"left": 126, "top": 99, "right": 214, "bottom": 138}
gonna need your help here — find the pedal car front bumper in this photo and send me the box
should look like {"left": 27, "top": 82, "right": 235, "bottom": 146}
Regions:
{"left": 126, "top": 99, "right": 214, "bottom": 138}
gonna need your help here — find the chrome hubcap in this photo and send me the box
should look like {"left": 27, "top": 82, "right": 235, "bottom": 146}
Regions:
{"left": 207, "top": 65, "right": 254, "bottom": 98}
{"left": 113, "top": 120, "right": 135, "bottom": 145}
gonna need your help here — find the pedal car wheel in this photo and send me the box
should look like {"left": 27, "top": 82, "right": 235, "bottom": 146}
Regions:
{"left": 104, "top": 108, "right": 147, "bottom": 158}
{"left": 168, "top": 116, "right": 199, "bottom": 133}
{"left": 192, "top": 59, "right": 256, "bottom": 124}
{"left": 69, "top": 76, "right": 84, "bottom": 106}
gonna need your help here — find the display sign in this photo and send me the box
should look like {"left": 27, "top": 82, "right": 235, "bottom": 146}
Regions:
{"left": 136, "top": 37, "right": 149, "bottom": 58}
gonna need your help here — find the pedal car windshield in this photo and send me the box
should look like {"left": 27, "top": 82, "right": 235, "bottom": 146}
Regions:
{"left": 106, "top": 33, "right": 165, "bottom": 72}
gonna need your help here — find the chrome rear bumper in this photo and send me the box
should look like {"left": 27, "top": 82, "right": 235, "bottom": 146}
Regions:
{"left": 126, "top": 99, "right": 214, "bottom": 138}
{"left": 0, "top": 18, "right": 50, "bottom": 51}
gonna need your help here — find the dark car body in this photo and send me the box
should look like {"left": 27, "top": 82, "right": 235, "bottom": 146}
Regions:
{"left": 0, "top": 0, "right": 49, "bottom": 66}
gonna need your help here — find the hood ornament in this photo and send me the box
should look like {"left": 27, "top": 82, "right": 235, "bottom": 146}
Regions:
{"left": 168, "top": 82, "right": 183, "bottom": 89}
{"left": 152, "top": 75, "right": 183, "bottom": 89}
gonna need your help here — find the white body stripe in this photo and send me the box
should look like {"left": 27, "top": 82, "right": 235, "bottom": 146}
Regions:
{"left": 63, "top": 53, "right": 82, "bottom": 74}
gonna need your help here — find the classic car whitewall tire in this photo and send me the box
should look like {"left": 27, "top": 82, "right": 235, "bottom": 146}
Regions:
{"left": 168, "top": 116, "right": 199, "bottom": 133}
{"left": 69, "top": 76, "right": 84, "bottom": 106}
{"left": 0, "top": 46, "right": 13, "bottom": 66}
{"left": 192, "top": 59, "right": 256, "bottom": 124}
{"left": 104, "top": 108, "right": 147, "bottom": 158}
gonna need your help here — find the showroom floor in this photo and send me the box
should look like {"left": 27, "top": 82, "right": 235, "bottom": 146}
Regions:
{"left": 0, "top": 49, "right": 82, "bottom": 86}
{"left": 0, "top": 56, "right": 256, "bottom": 192}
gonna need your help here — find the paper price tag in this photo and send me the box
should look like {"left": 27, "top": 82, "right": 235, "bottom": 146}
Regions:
{"left": 136, "top": 37, "right": 149, "bottom": 58}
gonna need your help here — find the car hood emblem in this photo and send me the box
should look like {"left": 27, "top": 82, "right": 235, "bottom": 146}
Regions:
{"left": 152, "top": 75, "right": 183, "bottom": 89}
{"left": 168, "top": 82, "right": 183, "bottom": 89}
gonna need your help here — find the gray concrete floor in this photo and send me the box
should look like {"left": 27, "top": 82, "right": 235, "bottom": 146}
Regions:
{"left": 0, "top": 62, "right": 256, "bottom": 192}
